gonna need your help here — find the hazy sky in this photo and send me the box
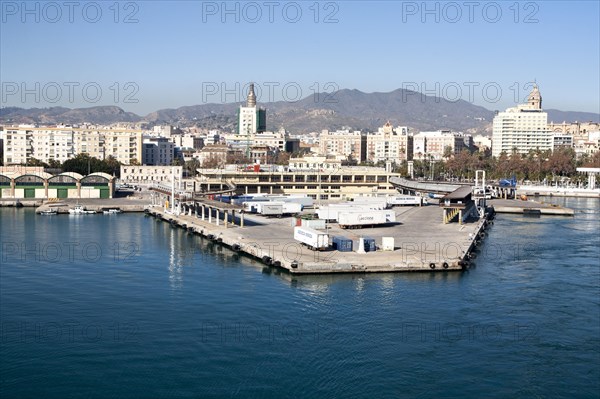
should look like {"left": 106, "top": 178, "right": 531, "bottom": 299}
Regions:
{"left": 1, "top": 1, "right": 599, "bottom": 115}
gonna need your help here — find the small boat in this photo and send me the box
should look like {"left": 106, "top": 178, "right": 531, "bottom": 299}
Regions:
{"left": 40, "top": 209, "right": 57, "bottom": 215}
{"left": 68, "top": 205, "right": 97, "bottom": 215}
{"left": 102, "top": 209, "right": 122, "bottom": 214}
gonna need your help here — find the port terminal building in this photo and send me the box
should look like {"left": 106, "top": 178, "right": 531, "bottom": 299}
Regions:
{"left": 0, "top": 170, "right": 116, "bottom": 199}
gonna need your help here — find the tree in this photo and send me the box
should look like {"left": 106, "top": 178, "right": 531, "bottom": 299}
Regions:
{"left": 443, "top": 146, "right": 454, "bottom": 160}
{"left": 273, "top": 151, "right": 291, "bottom": 165}
{"left": 62, "top": 153, "right": 121, "bottom": 176}
{"left": 48, "top": 159, "right": 62, "bottom": 169}
{"left": 184, "top": 158, "right": 201, "bottom": 177}
{"left": 582, "top": 151, "right": 600, "bottom": 168}
{"left": 26, "top": 158, "right": 49, "bottom": 167}
{"left": 201, "top": 154, "right": 223, "bottom": 168}
{"left": 226, "top": 152, "right": 250, "bottom": 165}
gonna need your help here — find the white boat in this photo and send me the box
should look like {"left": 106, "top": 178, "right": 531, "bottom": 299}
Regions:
{"left": 68, "top": 205, "right": 96, "bottom": 215}
{"left": 103, "top": 209, "right": 122, "bottom": 214}
{"left": 40, "top": 209, "right": 57, "bottom": 215}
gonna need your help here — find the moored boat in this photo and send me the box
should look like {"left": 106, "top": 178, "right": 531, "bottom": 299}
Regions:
{"left": 40, "top": 209, "right": 57, "bottom": 215}
{"left": 102, "top": 209, "right": 123, "bottom": 214}
{"left": 68, "top": 205, "right": 97, "bottom": 215}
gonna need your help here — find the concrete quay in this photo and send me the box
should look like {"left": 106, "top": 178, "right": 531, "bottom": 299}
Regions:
{"left": 146, "top": 204, "right": 491, "bottom": 274}
{"left": 489, "top": 199, "right": 575, "bottom": 216}
{"left": 33, "top": 197, "right": 150, "bottom": 213}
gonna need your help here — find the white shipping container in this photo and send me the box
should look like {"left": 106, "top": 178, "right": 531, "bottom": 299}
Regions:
{"left": 294, "top": 226, "right": 329, "bottom": 250}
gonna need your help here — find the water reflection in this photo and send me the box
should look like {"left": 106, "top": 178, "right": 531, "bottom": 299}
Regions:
{"left": 284, "top": 270, "right": 465, "bottom": 292}
{"left": 168, "top": 229, "right": 183, "bottom": 289}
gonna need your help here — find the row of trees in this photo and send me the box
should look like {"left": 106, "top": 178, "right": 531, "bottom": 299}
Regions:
{"left": 401, "top": 148, "right": 600, "bottom": 182}
{"left": 24, "top": 154, "right": 123, "bottom": 177}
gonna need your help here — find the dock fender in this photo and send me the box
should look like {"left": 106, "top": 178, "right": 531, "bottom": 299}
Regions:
{"left": 443, "top": 262, "right": 449, "bottom": 269}
{"left": 429, "top": 263, "right": 436, "bottom": 269}
{"left": 261, "top": 255, "right": 272, "bottom": 265}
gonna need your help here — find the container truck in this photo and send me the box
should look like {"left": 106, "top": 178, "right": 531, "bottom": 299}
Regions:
{"left": 337, "top": 210, "right": 396, "bottom": 229}
{"left": 293, "top": 226, "right": 329, "bottom": 251}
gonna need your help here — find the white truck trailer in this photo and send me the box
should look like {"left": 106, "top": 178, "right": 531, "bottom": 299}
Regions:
{"left": 256, "top": 201, "right": 303, "bottom": 217}
{"left": 386, "top": 195, "right": 424, "bottom": 206}
{"left": 348, "top": 198, "right": 389, "bottom": 209}
{"left": 338, "top": 210, "right": 396, "bottom": 229}
{"left": 317, "top": 204, "right": 385, "bottom": 221}
{"left": 293, "top": 226, "right": 329, "bottom": 251}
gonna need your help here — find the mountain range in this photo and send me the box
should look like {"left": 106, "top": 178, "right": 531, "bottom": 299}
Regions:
{"left": 1, "top": 88, "right": 598, "bottom": 135}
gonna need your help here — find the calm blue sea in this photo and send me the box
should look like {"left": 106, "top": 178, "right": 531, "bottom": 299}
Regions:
{"left": 1, "top": 198, "right": 599, "bottom": 398}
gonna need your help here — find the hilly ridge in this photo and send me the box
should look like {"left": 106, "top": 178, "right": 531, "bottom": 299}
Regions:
{"left": 1, "top": 89, "right": 598, "bottom": 134}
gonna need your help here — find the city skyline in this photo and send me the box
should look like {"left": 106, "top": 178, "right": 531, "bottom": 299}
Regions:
{"left": 1, "top": 1, "right": 599, "bottom": 114}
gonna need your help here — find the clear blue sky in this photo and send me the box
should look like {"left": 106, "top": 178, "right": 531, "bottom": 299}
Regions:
{"left": 1, "top": 0, "right": 599, "bottom": 115}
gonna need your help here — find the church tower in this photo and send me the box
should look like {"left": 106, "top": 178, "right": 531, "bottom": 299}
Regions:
{"left": 237, "top": 83, "right": 266, "bottom": 134}
{"left": 246, "top": 83, "right": 257, "bottom": 107}
{"left": 528, "top": 84, "right": 542, "bottom": 110}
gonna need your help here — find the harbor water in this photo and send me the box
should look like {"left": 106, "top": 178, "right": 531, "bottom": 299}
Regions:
{"left": 1, "top": 198, "right": 599, "bottom": 398}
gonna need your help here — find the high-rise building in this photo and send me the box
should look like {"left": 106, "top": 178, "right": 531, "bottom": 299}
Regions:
{"left": 237, "top": 83, "right": 267, "bottom": 135}
{"left": 492, "top": 85, "right": 551, "bottom": 157}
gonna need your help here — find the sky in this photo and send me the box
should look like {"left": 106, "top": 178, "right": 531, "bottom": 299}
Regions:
{"left": 1, "top": 0, "right": 599, "bottom": 115}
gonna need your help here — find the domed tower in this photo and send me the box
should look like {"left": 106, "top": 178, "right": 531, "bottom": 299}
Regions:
{"left": 246, "top": 83, "right": 257, "bottom": 107}
{"left": 528, "top": 84, "right": 542, "bottom": 110}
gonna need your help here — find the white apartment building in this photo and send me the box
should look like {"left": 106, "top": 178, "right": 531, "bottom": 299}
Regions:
{"left": 142, "top": 137, "right": 175, "bottom": 166}
{"left": 2, "top": 126, "right": 143, "bottom": 165}
{"left": 223, "top": 131, "right": 286, "bottom": 153}
{"left": 492, "top": 85, "right": 551, "bottom": 157}
{"left": 552, "top": 134, "right": 574, "bottom": 150}
{"left": 319, "top": 129, "right": 364, "bottom": 162}
{"left": 413, "top": 130, "right": 470, "bottom": 160}
{"left": 171, "top": 134, "right": 204, "bottom": 150}
{"left": 366, "top": 123, "right": 412, "bottom": 163}
{"left": 31, "top": 128, "right": 75, "bottom": 163}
